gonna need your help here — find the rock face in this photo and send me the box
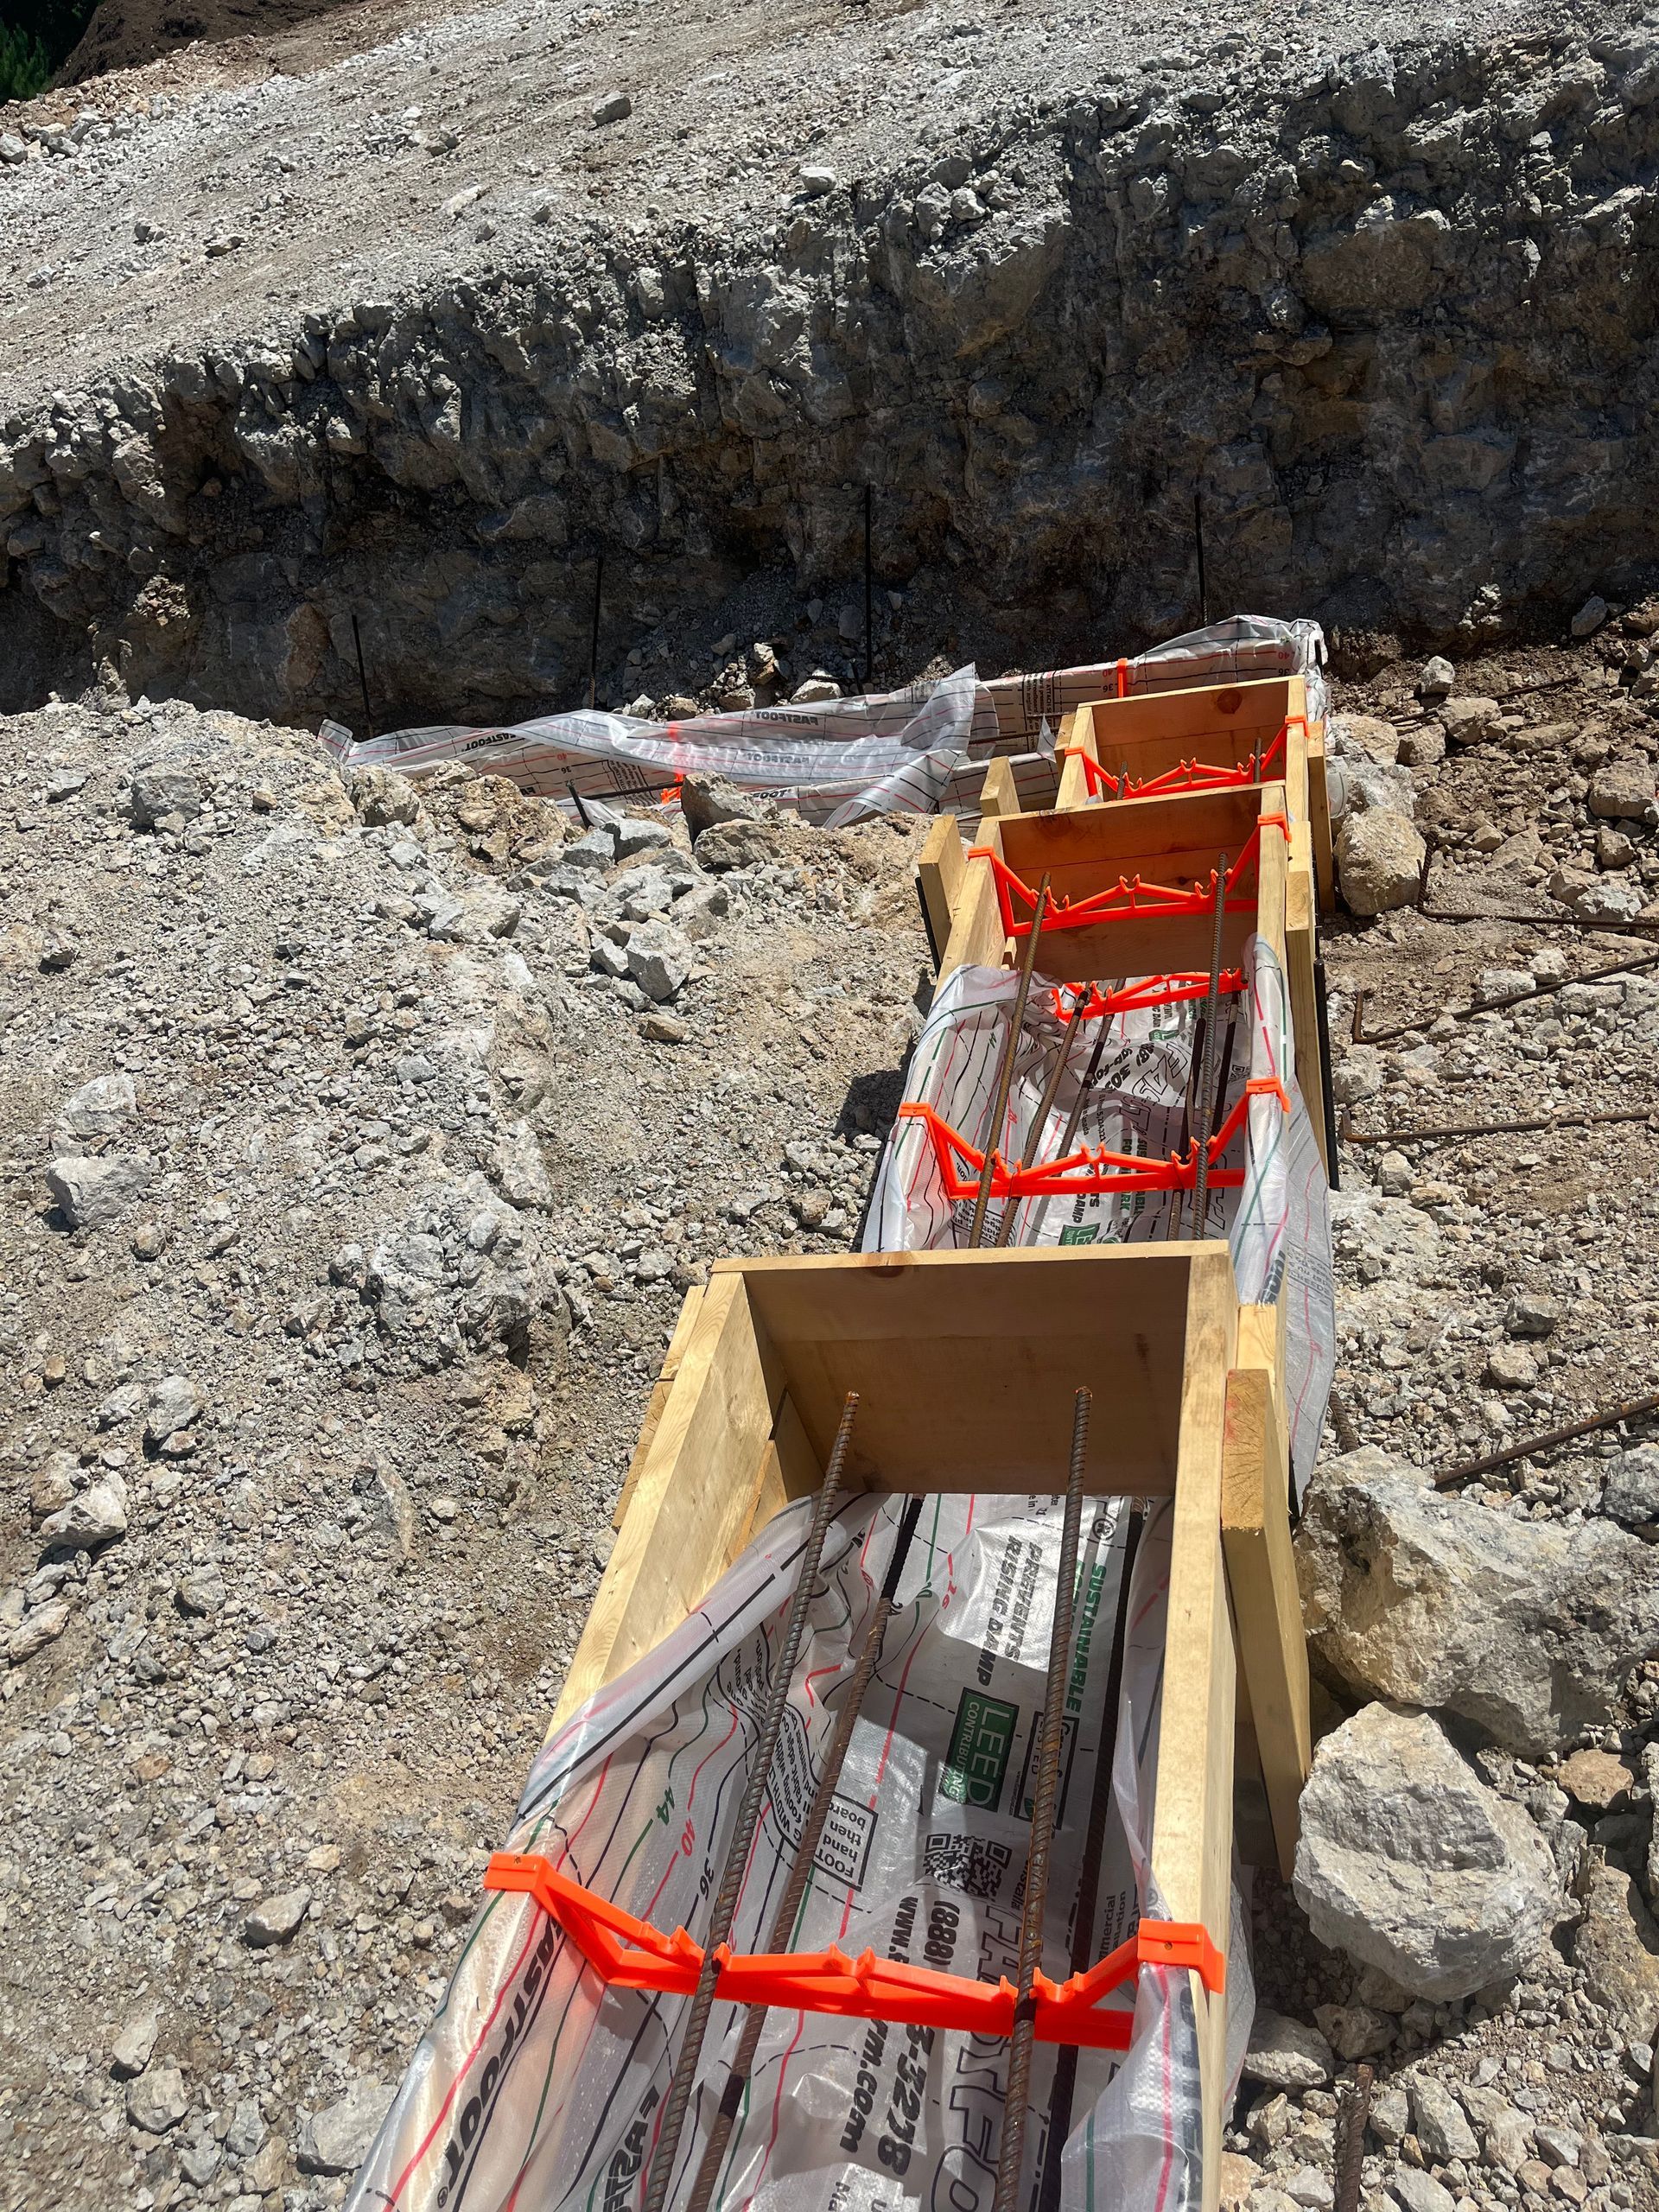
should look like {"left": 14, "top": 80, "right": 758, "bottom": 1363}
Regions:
{"left": 1293, "top": 1704, "right": 1559, "bottom": 2000}
{"left": 1572, "top": 1859, "right": 1659, "bottom": 2041}
{"left": 1296, "top": 1466, "right": 1659, "bottom": 1757}
{"left": 9, "top": 33, "right": 1659, "bottom": 718}
{"left": 1336, "top": 810, "right": 1426, "bottom": 917}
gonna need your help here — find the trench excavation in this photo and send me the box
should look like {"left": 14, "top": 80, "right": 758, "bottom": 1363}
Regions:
{"left": 4, "top": 11, "right": 1659, "bottom": 726}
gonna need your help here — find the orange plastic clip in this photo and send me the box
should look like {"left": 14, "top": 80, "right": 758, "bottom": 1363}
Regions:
{"left": 894, "top": 1096, "right": 1261, "bottom": 1203}
{"left": 1046, "top": 971, "right": 1246, "bottom": 1024}
{"left": 481, "top": 1853, "right": 1223, "bottom": 2046}
{"left": 1063, "top": 721, "right": 1290, "bottom": 806}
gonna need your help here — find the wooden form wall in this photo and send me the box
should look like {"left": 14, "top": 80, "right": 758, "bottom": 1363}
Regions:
{"left": 550, "top": 668, "right": 1319, "bottom": 2212}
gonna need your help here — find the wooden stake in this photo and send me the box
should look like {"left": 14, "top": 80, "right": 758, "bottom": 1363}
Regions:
{"left": 969, "top": 872, "right": 1051, "bottom": 1249}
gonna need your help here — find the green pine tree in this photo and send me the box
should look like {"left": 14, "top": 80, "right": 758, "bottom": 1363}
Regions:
{"left": 0, "top": 22, "right": 53, "bottom": 101}
{"left": 0, "top": 0, "right": 106, "bottom": 99}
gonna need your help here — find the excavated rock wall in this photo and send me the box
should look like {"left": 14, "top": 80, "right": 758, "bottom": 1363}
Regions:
{"left": 5, "top": 22, "right": 1659, "bottom": 722}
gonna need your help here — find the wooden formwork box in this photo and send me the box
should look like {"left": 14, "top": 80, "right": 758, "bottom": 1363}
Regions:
{"left": 1053, "top": 675, "right": 1333, "bottom": 918}
{"left": 551, "top": 1244, "right": 1310, "bottom": 2211}
{"left": 916, "top": 688, "right": 1331, "bottom": 1175}
{"left": 919, "top": 775, "right": 1332, "bottom": 1178}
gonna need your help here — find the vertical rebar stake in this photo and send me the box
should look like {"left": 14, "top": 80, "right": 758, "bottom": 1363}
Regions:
{"left": 682, "top": 1494, "right": 926, "bottom": 2212}
{"left": 993, "top": 1386, "right": 1091, "bottom": 2212}
{"left": 350, "top": 612, "right": 375, "bottom": 742}
{"left": 994, "top": 986, "right": 1084, "bottom": 1248}
{"left": 969, "top": 873, "right": 1052, "bottom": 1249}
{"left": 864, "top": 483, "right": 874, "bottom": 690}
{"left": 1332, "top": 2062, "right": 1374, "bottom": 2212}
{"left": 588, "top": 552, "right": 604, "bottom": 712}
{"left": 1190, "top": 855, "right": 1229, "bottom": 1238}
{"left": 639, "top": 1393, "right": 861, "bottom": 2212}
{"left": 1194, "top": 487, "right": 1208, "bottom": 627}
{"left": 1039, "top": 1502, "right": 1145, "bottom": 2212}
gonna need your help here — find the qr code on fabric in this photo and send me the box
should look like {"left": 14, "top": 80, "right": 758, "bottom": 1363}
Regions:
{"left": 921, "top": 1832, "right": 1014, "bottom": 1903}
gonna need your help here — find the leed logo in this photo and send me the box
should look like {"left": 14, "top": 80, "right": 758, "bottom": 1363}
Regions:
{"left": 940, "top": 1689, "right": 1019, "bottom": 1812}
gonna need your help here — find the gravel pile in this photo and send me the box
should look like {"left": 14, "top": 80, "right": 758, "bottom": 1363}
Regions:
{"left": 1221, "top": 617, "right": 1659, "bottom": 2212}
{"left": 0, "top": 689, "right": 929, "bottom": 2207}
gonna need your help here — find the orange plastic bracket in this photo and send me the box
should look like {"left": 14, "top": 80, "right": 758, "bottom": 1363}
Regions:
{"left": 1046, "top": 971, "right": 1246, "bottom": 1024}
{"left": 969, "top": 817, "right": 1284, "bottom": 945}
{"left": 483, "top": 1852, "right": 1223, "bottom": 2048}
{"left": 894, "top": 1077, "right": 1290, "bottom": 1205}
{"left": 1060, "top": 715, "right": 1305, "bottom": 804}
{"left": 1062, "top": 719, "right": 1289, "bottom": 804}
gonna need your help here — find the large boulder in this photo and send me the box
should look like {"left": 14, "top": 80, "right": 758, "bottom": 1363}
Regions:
{"left": 1293, "top": 1704, "right": 1558, "bottom": 1999}
{"left": 1586, "top": 760, "right": 1656, "bottom": 823}
{"left": 296, "top": 2080, "right": 396, "bottom": 2176}
{"left": 1336, "top": 810, "right": 1426, "bottom": 916}
{"left": 1296, "top": 1467, "right": 1659, "bottom": 1758}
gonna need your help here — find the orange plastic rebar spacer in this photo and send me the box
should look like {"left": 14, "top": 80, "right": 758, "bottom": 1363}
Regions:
{"left": 481, "top": 1853, "right": 1223, "bottom": 2047}
{"left": 893, "top": 1096, "right": 1258, "bottom": 1203}
{"left": 1060, "top": 721, "right": 1291, "bottom": 806}
{"left": 968, "top": 821, "right": 1277, "bottom": 944}
{"left": 1046, "top": 971, "right": 1247, "bottom": 1024}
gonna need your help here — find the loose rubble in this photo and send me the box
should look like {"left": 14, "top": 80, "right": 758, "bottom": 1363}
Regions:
{"left": 0, "top": 689, "right": 931, "bottom": 2207}
{"left": 1239, "top": 622, "right": 1659, "bottom": 2212}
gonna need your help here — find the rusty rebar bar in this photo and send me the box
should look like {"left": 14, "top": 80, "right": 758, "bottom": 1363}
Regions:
{"left": 683, "top": 1492, "right": 925, "bottom": 2212}
{"left": 969, "top": 871, "right": 1051, "bottom": 1248}
{"left": 1332, "top": 2061, "right": 1374, "bottom": 2212}
{"left": 640, "top": 1393, "right": 860, "bottom": 2212}
{"left": 1351, "top": 944, "right": 1659, "bottom": 1048}
{"left": 995, "top": 987, "right": 1086, "bottom": 1248}
{"left": 1190, "top": 855, "right": 1229, "bottom": 1238}
{"left": 1421, "top": 906, "right": 1659, "bottom": 934}
{"left": 993, "top": 1387, "right": 1091, "bottom": 2212}
{"left": 1435, "top": 1388, "right": 1659, "bottom": 1490}
{"left": 1342, "top": 1103, "right": 1659, "bottom": 1147}
{"left": 1028, "top": 1023, "right": 1113, "bottom": 1249}
{"left": 1037, "top": 1501, "right": 1144, "bottom": 2212}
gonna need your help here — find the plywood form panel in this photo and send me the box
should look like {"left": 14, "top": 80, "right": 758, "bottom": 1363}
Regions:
{"left": 1150, "top": 1248, "right": 1240, "bottom": 2212}
{"left": 550, "top": 1273, "right": 783, "bottom": 1726}
{"left": 721, "top": 1246, "right": 1196, "bottom": 1494}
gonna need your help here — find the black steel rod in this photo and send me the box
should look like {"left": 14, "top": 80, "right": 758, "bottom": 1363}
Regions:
{"left": 1435, "top": 1389, "right": 1659, "bottom": 1490}
{"left": 588, "top": 553, "right": 604, "bottom": 711}
{"left": 350, "top": 612, "right": 375, "bottom": 741}
{"left": 682, "top": 1494, "right": 926, "bottom": 2212}
{"left": 1190, "top": 856, "right": 1229, "bottom": 1236}
{"left": 1354, "top": 944, "right": 1659, "bottom": 1048}
{"left": 969, "top": 874, "right": 1052, "bottom": 1248}
{"left": 1344, "top": 1103, "right": 1659, "bottom": 1147}
{"left": 864, "top": 484, "right": 874, "bottom": 690}
{"left": 1421, "top": 907, "right": 1659, "bottom": 934}
{"left": 1037, "top": 1503, "right": 1143, "bottom": 2212}
{"left": 993, "top": 1388, "right": 1091, "bottom": 2212}
{"left": 995, "top": 991, "right": 1085, "bottom": 1248}
{"left": 1194, "top": 488, "right": 1208, "bottom": 627}
{"left": 640, "top": 1395, "right": 861, "bottom": 2212}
